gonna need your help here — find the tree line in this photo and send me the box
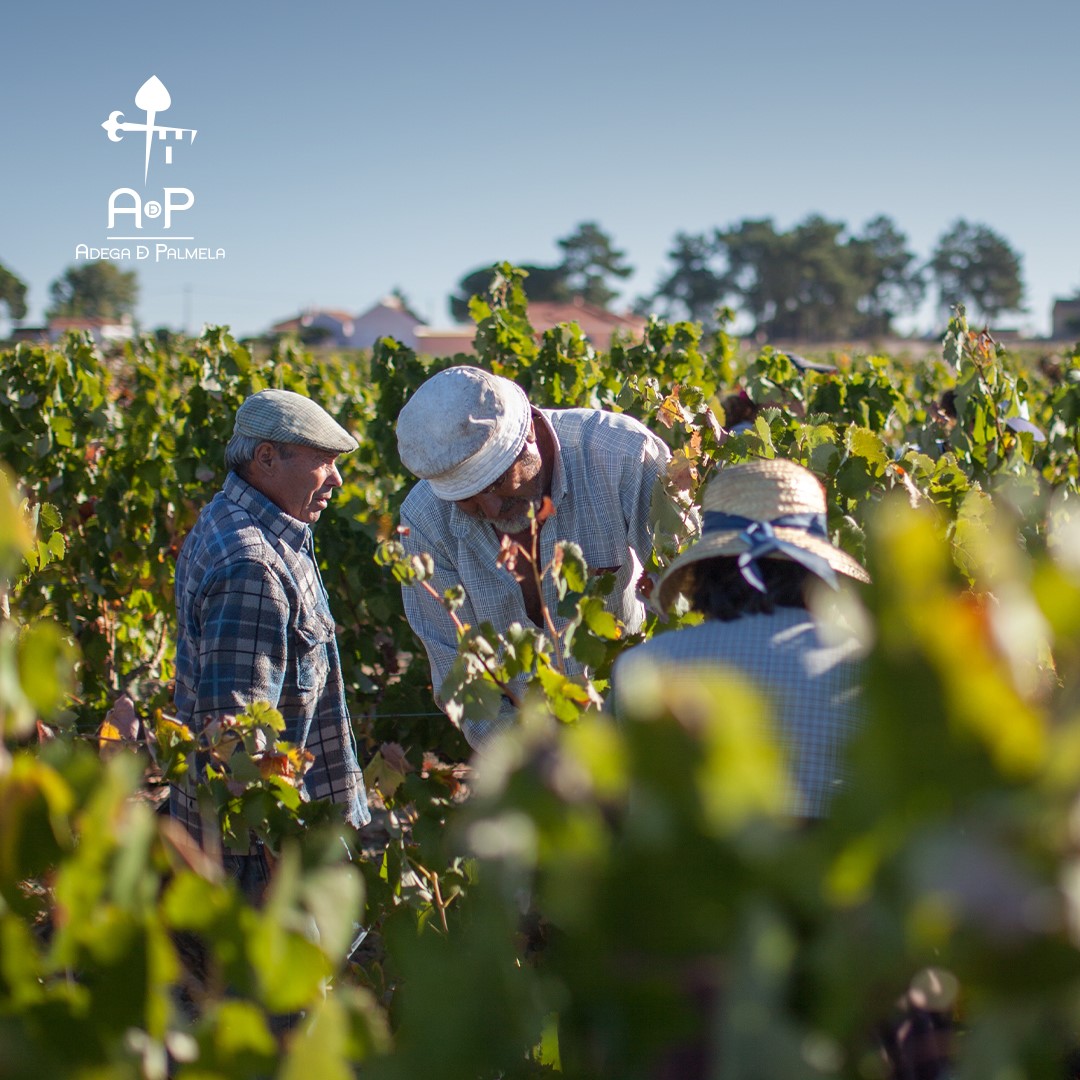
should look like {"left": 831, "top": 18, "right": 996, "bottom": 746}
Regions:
{"left": 0, "top": 260, "right": 138, "bottom": 326}
{"left": 453, "top": 215, "right": 1031, "bottom": 340}
{"left": 0, "top": 213, "right": 1038, "bottom": 343}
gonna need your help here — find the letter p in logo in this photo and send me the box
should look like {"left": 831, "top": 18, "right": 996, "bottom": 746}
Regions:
{"left": 163, "top": 188, "right": 195, "bottom": 228}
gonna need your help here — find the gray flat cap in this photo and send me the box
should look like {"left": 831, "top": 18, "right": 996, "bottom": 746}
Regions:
{"left": 396, "top": 366, "right": 531, "bottom": 500}
{"left": 234, "top": 389, "right": 358, "bottom": 453}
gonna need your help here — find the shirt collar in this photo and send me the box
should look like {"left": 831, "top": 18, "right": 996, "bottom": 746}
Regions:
{"left": 535, "top": 409, "right": 567, "bottom": 505}
{"left": 224, "top": 471, "right": 311, "bottom": 553}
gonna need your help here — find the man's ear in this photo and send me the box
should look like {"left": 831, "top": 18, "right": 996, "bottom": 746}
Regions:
{"left": 251, "top": 441, "right": 278, "bottom": 473}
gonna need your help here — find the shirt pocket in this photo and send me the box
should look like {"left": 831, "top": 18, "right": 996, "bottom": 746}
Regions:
{"left": 295, "top": 608, "right": 335, "bottom": 693}
{"left": 578, "top": 537, "right": 625, "bottom": 580}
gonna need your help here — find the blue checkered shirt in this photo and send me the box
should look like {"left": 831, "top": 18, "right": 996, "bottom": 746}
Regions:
{"left": 171, "top": 472, "right": 369, "bottom": 839}
{"left": 400, "top": 407, "right": 682, "bottom": 749}
{"left": 611, "top": 608, "right": 866, "bottom": 818}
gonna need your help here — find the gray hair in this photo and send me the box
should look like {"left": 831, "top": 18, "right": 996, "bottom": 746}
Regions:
{"left": 225, "top": 432, "right": 292, "bottom": 476}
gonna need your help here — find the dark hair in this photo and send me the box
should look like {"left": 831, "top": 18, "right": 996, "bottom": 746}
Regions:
{"left": 688, "top": 556, "right": 811, "bottom": 622}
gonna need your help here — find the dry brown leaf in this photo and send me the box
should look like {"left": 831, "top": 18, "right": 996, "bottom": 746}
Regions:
{"left": 667, "top": 449, "right": 697, "bottom": 494}
{"left": 106, "top": 693, "right": 140, "bottom": 740}
{"left": 380, "top": 742, "right": 414, "bottom": 776}
{"left": 496, "top": 534, "right": 522, "bottom": 572}
{"left": 535, "top": 495, "right": 556, "bottom": 525}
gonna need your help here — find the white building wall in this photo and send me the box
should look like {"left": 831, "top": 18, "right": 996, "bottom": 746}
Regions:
{"left": 348, "top": 305, "right": 421, "bottom": 350}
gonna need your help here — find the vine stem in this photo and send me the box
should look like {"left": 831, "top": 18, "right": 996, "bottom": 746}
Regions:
{"left": 529, "top": 522, "right": 565, "bottom": 673}
{"left": 415, "top": 865, "right": 453, "bottom": 934}
{"left": 422, "top": 577, "right": 522, "bottom": 706}
{"left": 522, "top": 512, "right": 566, "bottom": 676}
{"left": 419, "top": 578, "right": 466, "bottom": 634}
{"left": 477, "top": 653, "right": 522, "bottom": 707}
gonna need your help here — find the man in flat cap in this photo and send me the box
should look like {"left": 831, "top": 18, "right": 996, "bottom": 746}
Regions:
{"left": 396, "top": 365, "right": 690, "bottom": 750}
{"left": 172, "top": 389, "right": 369, "bottom": 893}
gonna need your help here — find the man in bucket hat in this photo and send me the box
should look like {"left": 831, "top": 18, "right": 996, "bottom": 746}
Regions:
{"left": 396, "top": 365, "right": 693, "bottom": 750}
{"left": 172, "top": 389, "right": 370, "bottom": 896}
{"left": 612, "top": 456, "right": 870, "bottom": 820}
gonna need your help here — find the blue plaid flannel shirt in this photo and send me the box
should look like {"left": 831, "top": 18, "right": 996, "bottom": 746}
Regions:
{"left": 171, "top": 472, "right": 369, "bottom": 841}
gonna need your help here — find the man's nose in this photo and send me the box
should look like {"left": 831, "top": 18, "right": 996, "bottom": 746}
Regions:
{"left": 457, "top": 491, "right": 502, "bottom": 519}
{"left": 328, "top": 463, "right": 343, "bottom": 488}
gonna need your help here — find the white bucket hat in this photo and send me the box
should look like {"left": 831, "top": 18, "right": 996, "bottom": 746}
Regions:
{"left": 658, "top": 458, "right": 870, "bottom": 612}
{"left": 396, "top": 366, "right": 532, "bottom": 501}
{"left": 234, "top": 389, "right": 357, "bottom": 453}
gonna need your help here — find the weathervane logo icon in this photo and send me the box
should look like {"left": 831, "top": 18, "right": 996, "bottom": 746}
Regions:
{"left": 101, "top": 75, "right": 197, "bottom": 185}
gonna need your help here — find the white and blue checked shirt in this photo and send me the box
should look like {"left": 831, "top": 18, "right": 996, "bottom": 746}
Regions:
{"left": 611, "top": 608, "right": 865, "bottom": 818}
{"left": 400, "top": 407, "right": 676, "bottom": 749}
{"left": 172, "top": 472, "right": 369, "bottom": 840}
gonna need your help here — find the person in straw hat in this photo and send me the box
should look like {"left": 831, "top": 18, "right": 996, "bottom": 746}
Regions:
{"left": 611, "top": 456, "right": 870, "bottom": 820}
{"left": 173, "top": 389, "right": 370, "bottom": 897}
{"left": 396, "top": 365, "right": 695, "bottom": 751}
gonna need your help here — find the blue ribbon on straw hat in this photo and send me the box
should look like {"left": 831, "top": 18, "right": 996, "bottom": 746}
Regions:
{"left": 701, "top": 510, "right": 839, "bottom": 592}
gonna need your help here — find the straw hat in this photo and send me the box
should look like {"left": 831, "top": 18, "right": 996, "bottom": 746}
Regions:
{"left": 658, "top": 457, "right": 869, "bottom": 612}
{"left": 396, "top": 366, "right": 532, "bottom": 501}
{"left": 234, "top": 389, "right": 357, "bottom": 454}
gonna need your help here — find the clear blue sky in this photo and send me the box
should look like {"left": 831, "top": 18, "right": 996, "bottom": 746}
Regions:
{"left": 3, "top": 0, "right": 1077, "bottom": 340}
